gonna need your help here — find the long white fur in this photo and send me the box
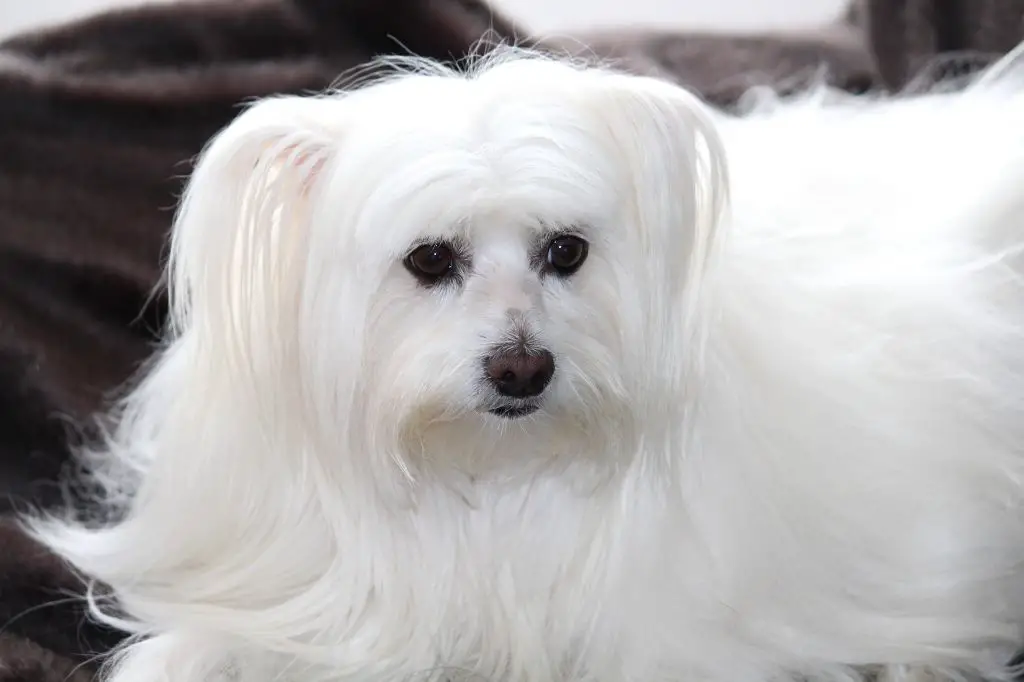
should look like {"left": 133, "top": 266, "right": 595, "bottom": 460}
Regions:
{"left": 25, "top": 43, "right": 1024, "bottom": 682}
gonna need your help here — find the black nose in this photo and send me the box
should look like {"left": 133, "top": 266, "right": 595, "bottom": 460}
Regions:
{"left": 485, "top": 349, "right": 555, "bottom": 399}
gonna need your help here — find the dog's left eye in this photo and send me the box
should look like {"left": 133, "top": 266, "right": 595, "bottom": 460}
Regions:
{"left": 405, "top": 242, "right": 457, "bottom": 286}
{"left": 545, "top": 235, "right": 589, "bottom": 277}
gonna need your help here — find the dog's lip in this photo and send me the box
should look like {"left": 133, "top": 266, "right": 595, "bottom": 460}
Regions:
{"left": 487, "top": 403, "right": 541, "bottom": 419}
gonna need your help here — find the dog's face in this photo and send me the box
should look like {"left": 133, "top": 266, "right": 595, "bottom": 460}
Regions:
{"left": 171, "top": 53, "right": 727, "bottom": 478}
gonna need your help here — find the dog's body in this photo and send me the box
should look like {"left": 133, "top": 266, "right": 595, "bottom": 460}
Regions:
{"left": 27, "top": 47, "right": 1024, "bottom": 682}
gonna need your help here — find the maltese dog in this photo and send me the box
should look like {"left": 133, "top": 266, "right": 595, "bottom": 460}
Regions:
{"left": 27, "top": 44, "right": 1024, "bottom": 682}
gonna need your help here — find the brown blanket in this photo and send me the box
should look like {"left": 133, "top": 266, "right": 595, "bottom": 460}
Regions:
{"left": 0, "top": 0, "right": 1022, "bottom": 679}
{"left": 862, "top": 0, "right": 1024, "bottom": 88}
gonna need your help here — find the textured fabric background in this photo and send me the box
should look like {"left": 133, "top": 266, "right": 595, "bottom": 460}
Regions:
{"left": 863, "top": 0, "right": 1024, "bottom": 88}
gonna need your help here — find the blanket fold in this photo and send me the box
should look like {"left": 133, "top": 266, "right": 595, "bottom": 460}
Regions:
{"left": 0, "top": 519, "right": 122, "bottom": 682}
{"left": 857, "top": 0, "right": 1024, "bottom": 87}
{"left": 551, "top": 24, "right": 877, "bottom": 105}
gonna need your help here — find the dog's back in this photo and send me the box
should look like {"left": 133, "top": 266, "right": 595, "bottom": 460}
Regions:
{"left": 675, "top": 49, "right": 1024, "bottom": 681}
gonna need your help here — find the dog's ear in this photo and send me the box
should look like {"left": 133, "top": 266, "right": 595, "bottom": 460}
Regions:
{"left": 590, "top": 73, "right": 729, "bottom": 353}
{"left": 599, "top": 73, "right": 727, "bottom": 288}
{"left": 166, "top": 95, "right": 341, "bottom": 395}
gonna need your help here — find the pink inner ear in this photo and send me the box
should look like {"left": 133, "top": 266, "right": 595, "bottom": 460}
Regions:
{"left": 263, "top": 141, "right": 328, "bottom": 196}
{"left": 295, "top": 151, "right": 328, "bottom": 197}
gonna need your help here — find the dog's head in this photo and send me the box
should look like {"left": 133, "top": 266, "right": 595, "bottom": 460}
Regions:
{"left": 169, "top": 51, "right": 728, "bottom": 482}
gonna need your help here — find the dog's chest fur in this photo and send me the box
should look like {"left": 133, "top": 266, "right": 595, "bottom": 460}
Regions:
{"left": 311, "top": 458, "right": 1004, "bottom": 682}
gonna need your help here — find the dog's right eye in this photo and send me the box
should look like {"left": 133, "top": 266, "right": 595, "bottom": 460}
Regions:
{"left": 405, "top": 243, "right": 456, "bottom": 286}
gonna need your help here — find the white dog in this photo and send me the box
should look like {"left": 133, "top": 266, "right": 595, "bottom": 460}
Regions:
{"left": 27, "top": 44, "right": 1024, "bottom": 682}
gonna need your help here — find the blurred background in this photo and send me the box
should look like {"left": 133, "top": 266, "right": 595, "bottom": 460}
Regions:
{"left": 2, "top": 0, "right": 849, "bottom": 40}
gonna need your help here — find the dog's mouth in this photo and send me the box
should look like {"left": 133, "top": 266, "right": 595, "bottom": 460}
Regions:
{"left": 488, "top": 403, "right": 540, "bottom": 419}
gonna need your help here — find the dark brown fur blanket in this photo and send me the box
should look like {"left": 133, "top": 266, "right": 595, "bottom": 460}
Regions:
{"left": 0, "top": 0, "right": 1021, "bottom": 679}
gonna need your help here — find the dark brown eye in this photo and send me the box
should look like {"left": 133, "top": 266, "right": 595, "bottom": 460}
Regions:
{"left": 545, "top": 235, "right": 589, "bottom": 276}
{"left": 405, "top": 242, "right": 456, "bottom": 285}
